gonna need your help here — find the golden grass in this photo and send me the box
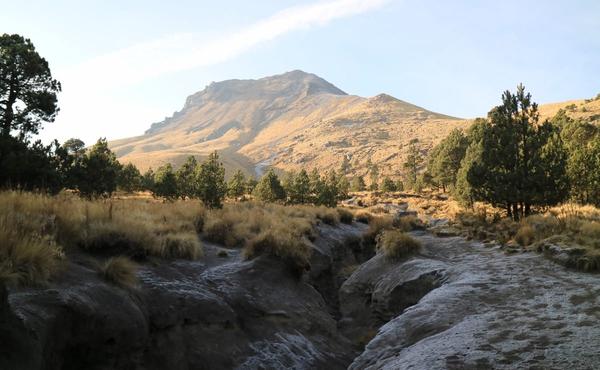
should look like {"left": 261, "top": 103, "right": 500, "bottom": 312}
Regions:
{"left": 200, "top": 202, "right": 346, "bottom": 276}
{"left": 99, "top": 256, "right": 138, "bottom": 288}
{"left": 376, "top": 230, "right": 422, "bottom": 260}
{"left": 0, "top": 227, "right": 63, "bottom": 286}
{"left": 0, "top": 191, "right": 205, "bottom": 261}
{"left": 203, "top": 202, "right": 319, "bottom": 247}
{"left": 362, "top": 215, "right": 394, "bottom": 246}
{"left": 0, "top": 191, "right": 207, "bottom": 285}
{"left": 243, "top": 230, "right": 311, "bottom": 276}
{"left": 514, "top": 225, "right": 535, "bottom": 246}
{"left": 451, "top": 202, "right": 600, "bottom": 271}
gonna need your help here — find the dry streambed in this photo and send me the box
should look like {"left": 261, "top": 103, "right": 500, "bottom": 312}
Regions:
{"left": 2, "top": 221, "right": 600, "bottom": 369}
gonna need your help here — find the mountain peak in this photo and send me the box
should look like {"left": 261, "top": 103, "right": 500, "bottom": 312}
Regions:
{"left": 145, "top": 71, "right": 347, "bottom": 134}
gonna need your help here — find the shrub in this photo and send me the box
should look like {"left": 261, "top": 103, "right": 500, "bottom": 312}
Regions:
{"left": 99, "top": 256, "right": 138, "bottom": 287}
{"left": 515, "top": 225, "right": 535, "bottom": 246}
{"left": 376, "top": 230, "right": 421, "bottom": 260}
{"left": 337, "top": 208, "right": 354, "bottom": 224}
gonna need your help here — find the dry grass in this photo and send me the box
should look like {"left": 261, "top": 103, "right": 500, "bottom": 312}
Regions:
{"left": 202, "top": 202, "right": 320, "bottom": 248}
{"left": 243, "top": 231, "right": 311, "bottom": 277}
{"left": 0, "top": 191, "right": 207, "bottom": 285}
{"left": 376, "top": 230, "right": 422, "bottom": 260}
{"left": 337, "top": 208, "right": 354, "bottom": 224}
{"left": 354, "top": 211, "right": 372, "bottom": 224}
{"left": 203, "top": 202, "right": 341, "bottom": 276}
{"left": 0, "top": 190, "right": 204, "bottom": 262}
{"left": 452, "top": 203, "right": 600, "bottom": 271}
{"left": 515, "top": 225, "right": 536, "bottom": 246}
{"left": 0, "top": 228, "right": 63, "bottom": 286}
{"left": 99, "top": 256, "right": 138, "bottom": 288}
{"left": 394, "top": 215, "right": 425, "bottom": 232}
{"left": 362, "top": 215, "right": 394, "bottom": 246}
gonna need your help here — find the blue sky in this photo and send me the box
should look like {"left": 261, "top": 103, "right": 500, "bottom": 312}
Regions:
{"left": 2, "top": 0, "right": 599, "bottom": 144}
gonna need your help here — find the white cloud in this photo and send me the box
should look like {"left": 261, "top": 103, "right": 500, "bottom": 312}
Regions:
{"left": 44, "top": 0, "right": 390, "bottom": 144}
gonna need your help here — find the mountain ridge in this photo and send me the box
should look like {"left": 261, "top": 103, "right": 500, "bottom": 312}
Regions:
{"left": 111, "top": 71, "right": 599, "bottom": 179}
{"left": 110, "top": 70, "right": 469, "bottom": 177}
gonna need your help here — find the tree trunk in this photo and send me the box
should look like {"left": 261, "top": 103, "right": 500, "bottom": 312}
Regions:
{"left": 512, "top": 203, "right": 520, "bottom": 221}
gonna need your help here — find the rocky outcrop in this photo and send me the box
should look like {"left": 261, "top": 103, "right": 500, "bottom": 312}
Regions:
{"left": 338, "top": 233, "right": 447, "bottom": 344}
{"left": 0, "top": 224, "right": 365, "bottom": 370}
{"left": 349, "top": 233, "right": 600, "bottom": 369}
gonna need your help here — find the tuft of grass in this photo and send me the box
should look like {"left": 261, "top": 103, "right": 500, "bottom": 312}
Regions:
{"left": 337, "top": 208, "right": 354, "bottom": 224}
{"left": 376, "top": 230, "right": 422, "bottom": 260}
{"left": 354, "top": 211, "right": 372, "bottom": 224}
{"left": 158, "top": 233, "right": 203, "bottom": 260}
{"left": 581, "top": 221, "right": 600, "bottom": 239}
{"left": 514, "top": 225, "right": 536, "bottom": 246}
{"left": 0, "top": 230, "right": 63, "bottom": 286}
{"left": 394, "top": 215, "right": 424, "bottom": 232}
{"left": 99, "top": 256, "right": 138, "bottom": 288}
{"left": 314, "top": 207, "right": 340, "bottom": 225}
{"left": 362, "top": 216, "right": 394, "bottom": 246}
{"left": 243, "top": 230, "right": 311, "bottom": 277}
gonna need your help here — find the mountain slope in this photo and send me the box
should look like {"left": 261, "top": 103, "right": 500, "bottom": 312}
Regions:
{"left": 110, "top": 71, "right": 468, "bottom": 177}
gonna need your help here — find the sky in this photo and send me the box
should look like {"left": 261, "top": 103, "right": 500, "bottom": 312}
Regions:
{"left": 2, "top": 0, "right": 599, "bottom": 145}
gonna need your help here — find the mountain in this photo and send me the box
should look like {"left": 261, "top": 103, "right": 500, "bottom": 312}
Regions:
{"left": 109, "top": 70, "right": 469, "bottom": 177}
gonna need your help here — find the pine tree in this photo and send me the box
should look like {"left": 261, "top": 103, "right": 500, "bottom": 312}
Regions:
{"left": 368, "top": 163, "right": 379, "bottom": 191}
{"left": 403, "top": 139, "right": 422, "bottom": 190}
{"left": 153, "top": 163, "right": 178, "bottom": 200}
{"left": 467, "top": 85, "right": 569, "bottom": 219}
{"left": 196, "top": 151, "right": 227, "bottom": 208}
{"left": 289, "top": 169, "right": 311, "bottom": 204}
{"left": 351, "top": 176, "right": 366, "bottom": 192}
{"left": 428, "top": 129, "right": 468, "bottom": 191}
{"left": 1, "top": 34, "right": 61, "bottom": 139}
{"left": 381, "top": 177, "right": 396, "bottom": 192}
{"left": 315, "top": 170, "right": 339, "bottom": 207}
{"left": 254, "top": 169, "right": 286, "bottom": 202}
{"left": 336, "top": 174, "right": 350, "bottom": 200}
{"left": 309, "top": 168, "right": 323, "bottom": 202}
{"left": 282, "top": 170, "right": 297, "bottom": 202}
{"left": 339, "top": 155, "right": 351, "bottom": 175}
{"left": 141, "top": 168, "right": 155, "bottom": 192}
{"left": 77, "top": 138, "right": 122, "bottom": 198}
{"left": 228, "top": 169, "right": 247, "bottom": 198}
{"left": 176, "top": 156, "right": 199, "bottom": 199}
{"left": 118, "top": 163, "right": 142, "bottom": 193}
